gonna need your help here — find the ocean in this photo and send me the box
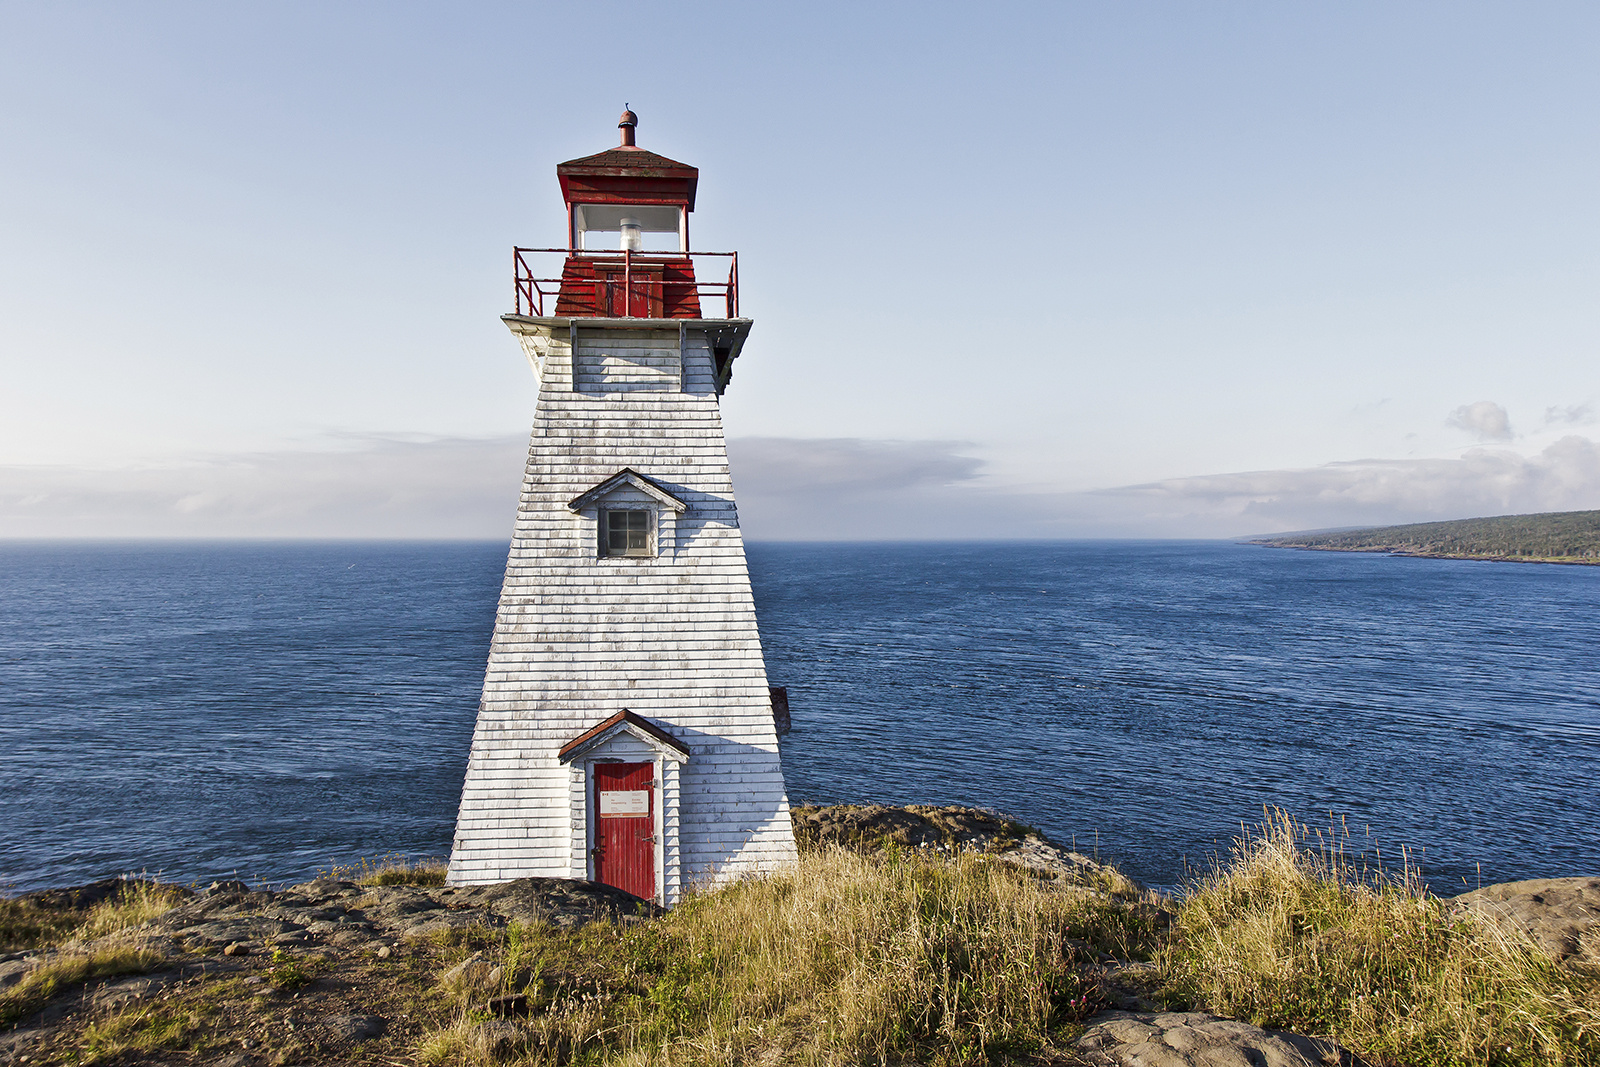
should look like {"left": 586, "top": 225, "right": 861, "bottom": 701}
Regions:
{"left": 1, "top": 540, "right": 1595, "bottom": 894}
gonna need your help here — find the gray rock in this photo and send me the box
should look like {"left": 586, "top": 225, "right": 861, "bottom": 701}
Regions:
{"left": 0, "top": 1029, "right": 39, "bottom": 1060}
{"left": 1452, "top": 876, "right": 1600, "bottom": 967}
{"left": 0, "top": 958, "right": 35, "bottom": 990}
{"left": 322, "top": 1013, "right": 387, "bottom": 1042}
{"left": 441, "top": 954, "right": 490, "bottom": 985}
{"left": 174, "top": 918, "right": 306, "bottom": 945}
{"left": 294, "top": 878, "right": 362, "bottom": 904}
{"left": 209, "top": 1054, "right": 261, "bottom": 1067}
{"left": 90, "top": 970, "right": 182, "bottom": 1009}
{"left": 474, "top": 1019, "right": 522, "bottom": 1056}
{"left": 1075, "top": 1011, "right": 1368, "bottom": 1067}
{"left": 437, "top": 876, "right": 663, "bottom": 927}
{"left": 399, "top": 912, "right": 498, "bottom": 942}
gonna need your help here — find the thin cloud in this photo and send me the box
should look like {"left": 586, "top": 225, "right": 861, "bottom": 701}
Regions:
{"left": 1100, "top": 435, "right": 1600, "bottom": 536}
{"left": 1447, "top": 400, "right": 1513, "bottom": 442}
{"left": 1543, "top": 404, "right": 1594, "bottom": 427}
{"left": 737, "top": 437, "right": 1600, "bottom": 540}
{"left": 5, "top": 434, "right": 1600, "bottom": 542}
{"left": 728, "top": 437, "right": 982, "bottom": 494}
{"left": 0, "top": 435, "right": 528, "bottom": 539}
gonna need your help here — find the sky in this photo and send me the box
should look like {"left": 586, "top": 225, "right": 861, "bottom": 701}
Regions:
{"left": 1, "top": 1, "right": 1596, "bottom": 539}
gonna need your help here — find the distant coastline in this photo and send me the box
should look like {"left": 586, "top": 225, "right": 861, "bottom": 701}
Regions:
{"left": 1252, "top": 508, "right": 1600, "bottom": 566}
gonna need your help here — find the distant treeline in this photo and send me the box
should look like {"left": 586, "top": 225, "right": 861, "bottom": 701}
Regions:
{"left": 1254, "top": 509, "right": 1600, "bottom": 563}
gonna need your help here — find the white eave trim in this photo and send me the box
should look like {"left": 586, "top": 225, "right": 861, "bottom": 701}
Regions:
{"left": 567, "top": 468, "right": 689, "bottom": 514}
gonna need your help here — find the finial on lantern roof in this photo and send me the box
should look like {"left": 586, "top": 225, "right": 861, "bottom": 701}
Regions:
{"left": 618, "top": 105, "right": 638, "bottom": 147}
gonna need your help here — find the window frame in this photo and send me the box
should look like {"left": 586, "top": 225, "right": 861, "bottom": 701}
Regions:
{"left": 598, "top": 507, "right": 655, "bottom": 559}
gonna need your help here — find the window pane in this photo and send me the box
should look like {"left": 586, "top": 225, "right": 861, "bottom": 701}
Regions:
{"left": 604, "top": 510, "right": 652, "bottom": 557}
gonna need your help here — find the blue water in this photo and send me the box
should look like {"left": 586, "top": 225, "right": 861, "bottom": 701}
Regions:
{"left": 1, "top": 541, "right": 1596, "bottom": 894}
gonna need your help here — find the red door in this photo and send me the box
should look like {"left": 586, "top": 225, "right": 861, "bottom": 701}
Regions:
{"left": 601, "top": 269, "right": 663, "bottom": 317}
{"left": 593, "top": 762, "right": 656, "bottom": 900}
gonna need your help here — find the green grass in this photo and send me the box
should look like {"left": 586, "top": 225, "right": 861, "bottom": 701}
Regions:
{"left": 264, "top": 945, "right": 321, "bottom": 990}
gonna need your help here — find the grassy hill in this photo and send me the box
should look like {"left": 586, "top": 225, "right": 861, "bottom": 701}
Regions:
{"left": 1253, "top": 509, "right": 1600, "bottom": 564}
{"left": 5, "top": 813, "right": 1598, "bottom": 1067}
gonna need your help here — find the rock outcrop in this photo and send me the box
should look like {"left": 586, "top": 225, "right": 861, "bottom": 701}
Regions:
{"left": 144, "top": 874, "right": 659, "bottom": 955}
{"left": 1452, "top": 876, "right": 1600, "bottom": 968}
{"left": 792, "top": 803, "right": 1144, "bottom": 897}
{"left": 0, "top": 874, "right": 658, "bottom": 1066}
{"left": 1075, "top": 1011, "right": 1369, "bottom": 1067}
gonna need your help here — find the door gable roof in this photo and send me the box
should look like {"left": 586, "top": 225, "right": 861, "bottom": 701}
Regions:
{"left": 558, "top": 709, "right": 691, "bottom": 764}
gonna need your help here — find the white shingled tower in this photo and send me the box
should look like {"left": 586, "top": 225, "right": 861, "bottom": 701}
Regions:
{"left": 447, "top": 109, "right": 798, "bottom": 904}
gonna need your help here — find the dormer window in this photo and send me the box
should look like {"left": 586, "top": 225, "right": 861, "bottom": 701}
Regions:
{"left": 568, "top": 468, "right": 689, "bottom": 563}
{"left": 602, "top": 509, "right": 653, "bottom": 557}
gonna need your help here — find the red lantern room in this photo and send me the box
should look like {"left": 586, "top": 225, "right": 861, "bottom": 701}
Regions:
{"left": 513, "top": 108, "right": 739, "bottom": 320}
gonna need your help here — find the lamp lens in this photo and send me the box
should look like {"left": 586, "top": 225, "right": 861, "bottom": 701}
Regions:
{"left": 620, "top": 217, "right": 643, "bottom": 251}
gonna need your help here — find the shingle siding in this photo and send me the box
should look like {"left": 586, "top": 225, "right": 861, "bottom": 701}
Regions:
{"left": 447, "top": 318, "right": 798, "bottom": 903}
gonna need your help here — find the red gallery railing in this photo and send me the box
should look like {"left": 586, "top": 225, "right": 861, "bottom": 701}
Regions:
{"left": 513, "top": 248, "right": 740, "bottom": 319}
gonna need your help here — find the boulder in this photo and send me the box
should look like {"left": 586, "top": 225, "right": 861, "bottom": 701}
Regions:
{"left": 322, "top": 1013, "right": 387, "bottom": 1042}
{"left": 1452, "top": 876, "right": 1600, "bottom": 967}
{"left": 437, "top": 876, "right": 662, "bottom": 927}
{"left": 1075, "top": 1010, "right": 1368, "bottom": 1067}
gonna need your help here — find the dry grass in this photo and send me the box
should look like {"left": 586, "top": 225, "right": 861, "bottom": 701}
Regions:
{"left": 76, "top": 880, "right": 188, "bottom": 941}
{"left": 1158, "top": 810, "right": 1600, "bottom": 1067}
{"left": 0, "top": 897, "right": 83, "bottom": 953}
{"left": 417, "top": 845, "right": 1139, "bottom": 1066}
{"left": 325, "top": 852, "right": 450, "bottom": 886}
{"left": 62, "top": 993, "right": 222, "bottom": 1067}
{"left": 0, "top": 878, "right": 185, "bottom": 955}
{"left": 11, "top": 819, "right": 1593, "bottom": 1067}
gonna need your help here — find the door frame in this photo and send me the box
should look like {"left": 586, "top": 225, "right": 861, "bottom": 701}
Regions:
{"left": 586, "top": 758, "right": 664, "bottom": 902}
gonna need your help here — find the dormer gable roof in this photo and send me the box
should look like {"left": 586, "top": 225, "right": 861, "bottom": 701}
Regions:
{"left": 557, "top": 709, "right": 691, "bottom": 764}
{"left": 567, "top": 468, "right": 688, "bottom": 514}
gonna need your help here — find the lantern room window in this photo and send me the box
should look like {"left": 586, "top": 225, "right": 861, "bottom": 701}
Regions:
{"left": 601, "top": 509, "right": 653, "bottom": 557}
{"left": 574, "top": 204, "right": 686, "bottom": 253}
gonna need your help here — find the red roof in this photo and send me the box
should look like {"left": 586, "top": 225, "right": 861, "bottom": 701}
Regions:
{"left": 557, "top": 146, "right": 699, "bottom": 211}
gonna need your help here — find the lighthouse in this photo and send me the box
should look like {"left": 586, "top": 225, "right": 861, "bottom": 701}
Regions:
{"left": 446, "top": 110, "right": 798, "bottom": 904}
